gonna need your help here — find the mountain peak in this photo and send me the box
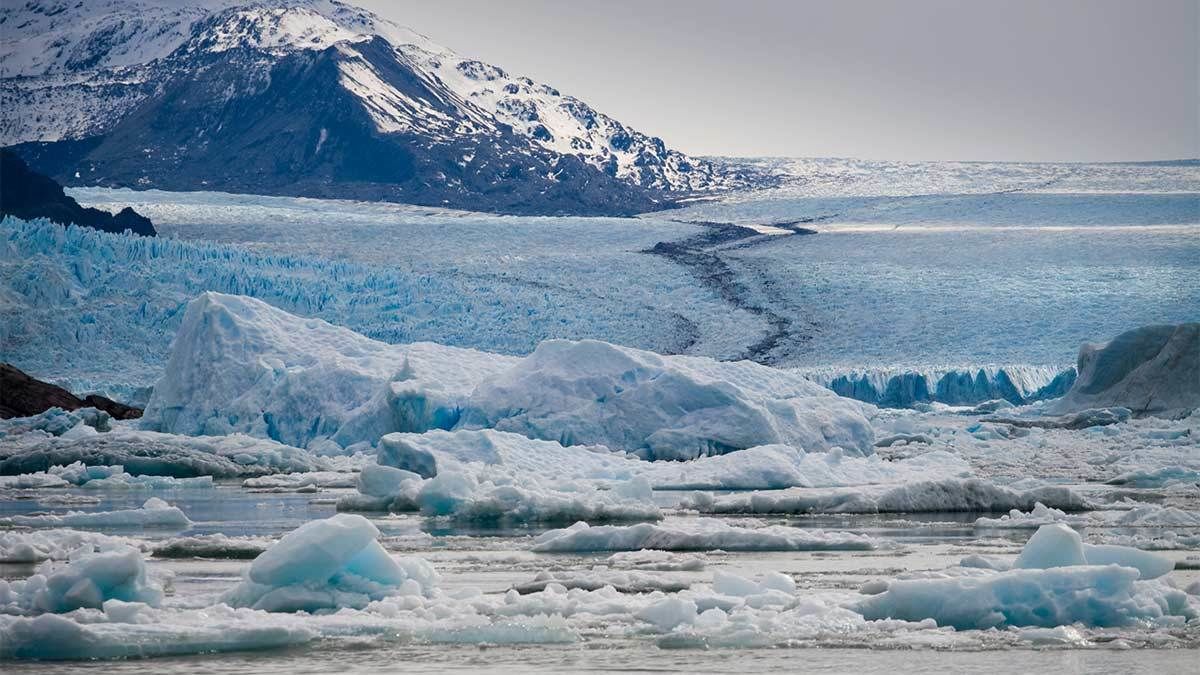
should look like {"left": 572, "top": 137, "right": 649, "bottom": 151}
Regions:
{"left": 2, "top": 0, "right": 763, "bottom": 212}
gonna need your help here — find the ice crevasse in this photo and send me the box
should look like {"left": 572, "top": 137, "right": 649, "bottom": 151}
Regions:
{"left": 141, "top": 293, "right": 875, "bottom": 459}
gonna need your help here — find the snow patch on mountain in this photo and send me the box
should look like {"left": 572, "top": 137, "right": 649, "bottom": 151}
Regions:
{"left": 0, "top": 0, "right": 746, "bottom": 192}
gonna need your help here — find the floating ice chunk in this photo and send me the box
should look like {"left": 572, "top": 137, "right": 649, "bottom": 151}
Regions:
{"left": 357, "top": 463, "right": 422, "bottom": 498}
{"left": 1, "top": 546, "right": 162, "bottom": 613}
{"left": 152, "top": 534, "right": 273, "bottom": 560}
{"left": 0, "top": 530, "right": 144, "bottom": 563}
{"left": 512, "top": 570, "right": 691, "bottom": 594}
{"left": 0, "top": 611, "right": 316, "bottom": 660}
{"left": 1017, "top": 625, "right": 1090, "bottom": 646}
{"left": 0, "top": 463, "right": 211, "bottom": 490}
{"left": 853, "top": 564, "right": 1195, "bottom": 629}
{"left": 1109, "top": 504, "right": 1200, "bottom": 527}
{"left": 1081, "top": 544, "right": 1174, "bottom": 580}
{"left": 48, "top": 462, "right": 124, "bottom": 484}
{"left": 224, "top": 514, "right": 435, "bottom": 612}
{"left": 692, "top": 478, "right": 1090, "bottom": 515}
{"left": 0, "top": 472, "right": 69, "bottom": 489}
{"left": 606, "top": 550, "right": 707, "bottom": 572}
{"left": 1012, "top": 523, "right": 1176, "bottom": 579}
{"left": 461, "top": 339, "right": 874, "bottom": 460}
{"left": 636, "top": 596, "right": 698, "bottom": 631}
{"left": 3, "top": 498, "right": 192, "bottom": 529}
{"left": 531, "top": 519, "right": 877, "bottom": 553}
{"left": 416, "top": 472, "right": 661, "bottom": 524}
{"left": 1106, "top": 465, "right": 1200, "bottom": 488}
{"left": 142, "top": 292, "right": 516, "bottom": 451}
{"left": 974, "top": 502, "right": 1088, "bottom": 529}
{"left": 1013, "top": 524, "right": 1088, "bottom": 569}
{"left": 374, "top": 429, "right": 963, "bottom": 498}
{"left": 0, "top": 407, "right": 111, "bottom": 438}
{"left": 242, "top": 471, "right": 356, "bottom": 490}
{"left": 377, "top": 429, "right": 635, "bottom": 480}
{"left": 81, "top": 473, "right": 214, "bottom": 490}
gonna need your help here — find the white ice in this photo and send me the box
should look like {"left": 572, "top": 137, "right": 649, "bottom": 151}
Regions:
{"left": 2, "top": 497, "right": 192, "bottom": 529}
{"left": 461, "top": 339, "right": 874, "bottom": 460}
{"left": 531, "top": 520, "right": 878, "bottom": 553}
{"left": 223, "top": 514, "right": 436, "bottom": 612}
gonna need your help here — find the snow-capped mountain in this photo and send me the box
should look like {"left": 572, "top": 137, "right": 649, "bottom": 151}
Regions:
{"left": 1, "top": 0, "right": 757, "bottom": 214}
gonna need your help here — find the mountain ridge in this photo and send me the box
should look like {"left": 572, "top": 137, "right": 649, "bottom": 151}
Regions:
{"left": 1, "top": 0, "right": 766, "bottom": 214}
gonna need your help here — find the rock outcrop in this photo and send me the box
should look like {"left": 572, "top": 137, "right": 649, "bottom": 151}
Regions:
{"left": 0, "top": 363, "right": 142, "bottom": 420}
{"left": 0, "top": 149, "right": 155, "bottom": 236}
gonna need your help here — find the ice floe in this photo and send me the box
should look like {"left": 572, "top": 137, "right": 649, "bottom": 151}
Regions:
{"left": 152, "top": 534, "right": 274, "bottom": 560}
{"left": 687, "top": 478, "right": 1091, "bottom": 515}
{"left": 856, "top": 524, "right": 1193, "bottom": 628}
{"left": 0, "top": 529, "right": 146, "bottom": 563}
{"left": 2, "top": 497, "right": 192, "bottom": 529}
{"left": 0, "top": 428, "right": 326, "bottom": 477}
{"left": 531, "top": 519, "right": 878, "bottom": 553}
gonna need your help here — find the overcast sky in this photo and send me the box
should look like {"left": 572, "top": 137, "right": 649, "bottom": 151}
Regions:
{"left": 357, "top": 0, "right": 1198, "bottom": 162}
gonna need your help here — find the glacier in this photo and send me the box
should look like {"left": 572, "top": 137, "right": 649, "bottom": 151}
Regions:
{"left": 805, "top": 364, "right": 1077, "bottom": 408}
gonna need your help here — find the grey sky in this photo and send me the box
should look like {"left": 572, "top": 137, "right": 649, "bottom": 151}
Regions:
{"left": 357, "top": 0, "right": 1199, "bottom": 162}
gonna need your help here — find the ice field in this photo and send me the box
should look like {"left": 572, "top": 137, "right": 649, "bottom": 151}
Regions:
{"left": 1, "top": 158, "right": 1198, "bottom": 671}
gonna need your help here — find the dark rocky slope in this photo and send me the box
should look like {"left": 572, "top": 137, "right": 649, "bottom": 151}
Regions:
{"left": 0, "top": 148, "right": 155, "bottom": 235}
{"left": 0, "top": 363, "right": 143, "bottom": 420}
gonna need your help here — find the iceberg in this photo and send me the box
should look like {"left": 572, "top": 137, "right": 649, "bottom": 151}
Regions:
{"left": 223, "top": 514, "right": 436, "bottom": 612}
{"left": 460, "top": 339, "right": 874, "bottom": 460}
{"left": 142, "top": 292, "right": 518, "bottom": 451}
{"left": 1048, "top": 323, "right": 1200, "bottom": 418}
{"left": 531, "top": 520, "right": 878, "bottom": 553}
